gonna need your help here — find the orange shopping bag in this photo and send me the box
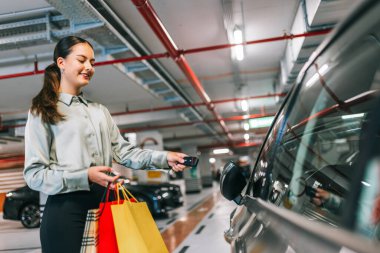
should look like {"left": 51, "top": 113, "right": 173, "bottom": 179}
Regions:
{"left": 111, "top": 183, "right": 169, "bottom": 253}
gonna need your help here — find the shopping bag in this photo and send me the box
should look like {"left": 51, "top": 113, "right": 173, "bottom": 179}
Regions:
{"left": 98, "top": 185, "right": 120, "bottom": 253}
{"left": 98, "top": 183, "right": 135, "bottom": 253}
{"left": 80, "top": 208, "right": 99, "bottom": 253}
{"left": 111, "top": 183, "right": 169, "bottom": 253}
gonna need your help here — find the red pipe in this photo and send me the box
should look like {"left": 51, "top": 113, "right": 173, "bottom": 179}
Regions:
{"left": 119, "top": 113, "right": 274, "bottom": 133}
{"left": 183, "top": 29, "right": 332, "bottom": 55}
{"left": 0, "top": 30, "right": 330, "bottom": 81}
{"left": 198, "top": 141, "right": 262, "bottom": 150}
{"left": 111, "top": 93, "right": 285, "bottom": 116}
{"left": 0, "top": 53, "right": 169, "bottom": 80}
{"left": 0, "top": 90, "right": 284, "bottom": 117}
{"left": 0, "top": 113, "right": 274, "bottom": 132}
{"left": 131, "top": 0, "right": 232, "bottom": 142}
{"left": 164, "top": 132, "right": 267, "bottom": 142}
{"left": 289, "top": 90, "right": 378, "bottom": 132}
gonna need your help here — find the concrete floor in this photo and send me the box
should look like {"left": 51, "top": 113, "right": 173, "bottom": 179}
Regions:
{"left": 0, "top": 180, "right": 235, "bottom": 253}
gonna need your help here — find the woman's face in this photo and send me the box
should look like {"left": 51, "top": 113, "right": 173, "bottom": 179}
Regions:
{"left": 58, "top": 43, "right": 95, "bottom": 90}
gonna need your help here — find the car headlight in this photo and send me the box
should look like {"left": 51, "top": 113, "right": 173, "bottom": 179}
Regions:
{"left": 5, "top": 192, "right": 13, "bottom": 198}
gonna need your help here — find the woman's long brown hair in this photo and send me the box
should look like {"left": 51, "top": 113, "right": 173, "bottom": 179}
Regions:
{"left": 30, "top": 36, "right": 93, "bottom": 124}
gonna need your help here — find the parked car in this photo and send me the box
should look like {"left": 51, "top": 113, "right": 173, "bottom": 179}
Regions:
{"left": 3, "top": 181, "right": 183, "bottom": 228}
{"left": 3, "top": 185, "right": 40, "bottom": 229}
{"left": 220, "top": 0, "right": 380, "bottom": 252}
{"left": 126, "top": 181, "right": 183, "bottom": 210}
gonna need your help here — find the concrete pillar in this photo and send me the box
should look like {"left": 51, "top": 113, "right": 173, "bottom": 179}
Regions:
{"left": 199, "top": 151, "right": 213, "bottom": 187}
{"left": 182, "top": 145, "right": 202, "bottom": 193}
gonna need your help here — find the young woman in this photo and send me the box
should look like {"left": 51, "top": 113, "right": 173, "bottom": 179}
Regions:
{"left": 23, "top": 36, "right": 187, "bottom": 253}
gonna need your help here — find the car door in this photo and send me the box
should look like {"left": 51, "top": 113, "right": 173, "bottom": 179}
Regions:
{"left": 224, "top": 1, "right": 380, "bottom": 252}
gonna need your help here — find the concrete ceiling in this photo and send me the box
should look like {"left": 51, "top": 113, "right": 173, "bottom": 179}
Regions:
{"left": 0, "top": 0, "right": 363, "bottom": 155}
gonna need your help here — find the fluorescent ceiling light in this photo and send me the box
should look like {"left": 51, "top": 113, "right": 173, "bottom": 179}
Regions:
{"left": 233, "top": 29, "right": 243, "bottom": 43}
{"left": 249, "top": 116, "right": 275, "bottom": 129}
{"left": 233, "top": 28, "right": 244, "bottom": 61}
{"left": 209, "top": 157, "right": 216, "bottom": 164}
{"left": 213, "top": 148, "right": 230, "bottom": 154}
{"left": 342, "top": 113, "right": 365, "bottom": 120}
{"left": 241, "top": 100, "right": 248, "bottom": 111}
{"left": 244, "top": 133, "right": 250, "bottom": 140}
{"left": 243, "top": 122, "right": 250, "bottom": 131}
{"left": 234, "top": 45, "right": 244, "bottom": 61}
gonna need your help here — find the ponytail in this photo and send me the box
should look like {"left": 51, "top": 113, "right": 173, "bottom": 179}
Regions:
{"left": 30, "top": 63, "right": 64, "bottom": 124}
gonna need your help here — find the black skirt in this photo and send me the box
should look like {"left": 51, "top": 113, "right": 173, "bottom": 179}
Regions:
{"left": 40, "top": 184, "right": 107, "bottom": 253}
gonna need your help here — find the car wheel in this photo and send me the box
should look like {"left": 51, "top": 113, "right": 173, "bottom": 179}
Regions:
{"left": 20, "top": 203, "right": 40, "bottom": 228}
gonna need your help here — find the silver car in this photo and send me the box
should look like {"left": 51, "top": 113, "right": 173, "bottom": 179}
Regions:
{"left": 220, "top": 0, "right": 380, "bottom": 252}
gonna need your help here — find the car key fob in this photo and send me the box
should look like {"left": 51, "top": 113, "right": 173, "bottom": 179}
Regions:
{"left": 305, "top": 185, "right": 317, "bottom": 198}
{"left": 180, "top": 156, "right": 199, "bottom": 167}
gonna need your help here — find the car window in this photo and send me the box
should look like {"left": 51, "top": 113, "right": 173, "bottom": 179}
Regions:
{"left": 249, "top": 34, "right": 380, "bottom": 234}
{"left": 354, "top": 81, "right": 380, "bottom": 241}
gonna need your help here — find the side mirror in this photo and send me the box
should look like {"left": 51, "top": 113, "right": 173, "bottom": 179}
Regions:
{"left": 220, "top": 161, "right": 246, "bottom": 204}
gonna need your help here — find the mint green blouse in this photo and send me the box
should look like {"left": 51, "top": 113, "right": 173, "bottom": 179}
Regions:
{"left": 24, "top": 93, "right": 168, "bottom": 195}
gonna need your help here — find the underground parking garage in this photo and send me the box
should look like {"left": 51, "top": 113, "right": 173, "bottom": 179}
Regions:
{"left": 1, "top": 0, "right": 380, "bottom": 252}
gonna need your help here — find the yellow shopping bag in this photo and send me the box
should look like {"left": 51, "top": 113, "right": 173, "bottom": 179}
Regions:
{"left": 111, "top": 183, "right": 169, "bottom": 253}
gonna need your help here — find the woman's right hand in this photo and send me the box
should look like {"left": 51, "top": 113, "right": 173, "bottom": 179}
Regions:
{"left": 88, "top": 166, "right": 120, "bottom": 188}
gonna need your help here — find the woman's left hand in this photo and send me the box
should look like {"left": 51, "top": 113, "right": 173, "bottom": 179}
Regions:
{"left": 167, "top": 152, "right": 188, "bottom": 172}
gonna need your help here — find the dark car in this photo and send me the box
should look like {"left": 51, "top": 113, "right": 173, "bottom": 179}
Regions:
{"left": 3, "top": 185, "right": 40, "bottom": 229}
{"left": 3, "top": 181, "right": 183, "bottom": 228}
{"left": 125, "top": 181, "right": 183, "bottom": 210}
{"left": 221, "top": 0, "right": 380, "bottom": 252}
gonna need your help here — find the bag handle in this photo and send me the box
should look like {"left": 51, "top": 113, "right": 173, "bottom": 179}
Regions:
{"left": 115, "top": 183, "right": 139, "bottom": 203}
{"left": 98, "top": 183, "right": 118, "bottom": 216}
{"left": 98, "top": 183, "right": 111, "bottom": 217}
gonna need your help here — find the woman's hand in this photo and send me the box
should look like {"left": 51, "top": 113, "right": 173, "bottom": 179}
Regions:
{"left": 312, "top": 188, "right": 330, "bottom": 206}
{"left": 88, "top": 166, "right": 120, "bottom": 188}
{"left": 167, "top": 152, "right": 188, "bottom": 172}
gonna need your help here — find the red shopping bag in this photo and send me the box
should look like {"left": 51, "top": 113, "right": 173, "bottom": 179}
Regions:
{"left": 98, "top": 184, "right": 135, "bottom": 253}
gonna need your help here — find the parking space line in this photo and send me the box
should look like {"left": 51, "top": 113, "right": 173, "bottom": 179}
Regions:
{"left": 161, "top": 192, "right": 221, "bottom": 252}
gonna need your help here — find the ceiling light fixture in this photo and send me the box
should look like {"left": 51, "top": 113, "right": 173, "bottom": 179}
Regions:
{"left": 233, "top": 28, "right": 244, "bottom": 61}
{"left": 243, "top": 122, "right": 250, "bottom": 131}
{"left": 241, "top": 100, "right": 248, "bottom": 111}
{"left": 249, "top": 116, "right": 275, "bottom": 129}
{"left": 209, "top": 157, "right": 216, "bottom": 164}
{"left": 213, "top": 148, "right": 230, "bottom": 154}
{"left": 244, "top": 133, "right": 249, "bottom": 140}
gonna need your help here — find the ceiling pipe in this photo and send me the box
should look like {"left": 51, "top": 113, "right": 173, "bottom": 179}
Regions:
{"left": 198, "top": 141, "right": 262, "bottom": 150}
{"left": 0, "top": 92, "right": 284, "bottom": 118}
{"left": 111, "top": 93, "right": 285, "bottom": 116}
{"left": 0, "top": 113, "right": 274, "bottom": 132}
{"left": 182, "top": 29, "right": 331, "bottom": 55}
{"left": 131, "top": 0, "right": 233, "bottom": 142}
{"left": 164, "top": 131, "right": 267, "bottom": 143}
{"left": 119, "top": 113, "right": 275, "bottom": 133}
{"left": 0, "top": 29, "right": 330, "bottom": 81}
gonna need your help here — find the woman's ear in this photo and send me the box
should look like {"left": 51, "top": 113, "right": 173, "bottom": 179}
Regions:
{"left": 56, "top": 57, "right": 65, "bottom": 70}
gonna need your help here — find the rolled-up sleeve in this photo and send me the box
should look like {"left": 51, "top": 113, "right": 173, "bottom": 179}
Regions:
{"left": 23, "top": 111, "right": 89, "bottom": 195}
{"left": 102, "top": 106, "right": 168, "bottom": 169}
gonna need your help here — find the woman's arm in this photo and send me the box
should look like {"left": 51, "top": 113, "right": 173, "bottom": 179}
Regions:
{"left": 103, "top": 106, "right": 186, "bottom": 170}
{"left": 23, "top": 111, "right": 89, "bottom": 195}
